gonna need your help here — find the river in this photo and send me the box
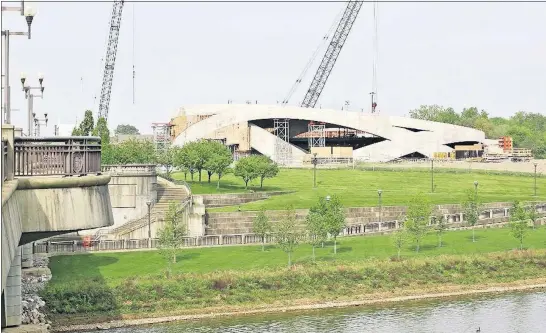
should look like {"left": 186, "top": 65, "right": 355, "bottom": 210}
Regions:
{"left": 84, "top": 291, "right": 546, "bottom": 333}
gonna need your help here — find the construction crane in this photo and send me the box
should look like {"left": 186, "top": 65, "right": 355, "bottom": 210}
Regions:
{"left": 97, "top": 0, "right": 125, "bottom": 121}
{"left": 300, "top": 0, "right": 363, "bottom": 109}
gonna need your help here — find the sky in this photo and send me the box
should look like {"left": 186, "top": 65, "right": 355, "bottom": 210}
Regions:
{"left": 2, "top": 0, "right": 545, "bottom": 136}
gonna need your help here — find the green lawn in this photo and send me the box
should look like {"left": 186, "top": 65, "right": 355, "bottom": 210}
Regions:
{"left": 49, "top": 227, "right": 546, "bottom": 286}
{"left": 171, "top": 168, "right": 546, "bottom": 211}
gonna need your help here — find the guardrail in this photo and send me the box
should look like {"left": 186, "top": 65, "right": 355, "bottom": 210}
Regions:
{"left": 2, "top": 139, "right": 8, "bottom": 182}
{"left": 14, "top": 136, "right": 102, "bottom": 177}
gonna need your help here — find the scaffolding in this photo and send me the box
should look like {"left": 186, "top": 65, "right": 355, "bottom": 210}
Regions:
{"left": 307, "top": 122, "right": 326, "bottom": 148}
{"left": 151, "top": 122, "right": 172, "bottom": 152}
{"left": 273, "top": 118, "right": 291, "bottom": 165}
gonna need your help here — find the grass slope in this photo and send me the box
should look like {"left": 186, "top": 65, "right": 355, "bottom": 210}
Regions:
{"left": 48, "top": 227, "right": 546, "bottom": 285}
{"left": 172, "top": 169, "right": 546, "bottom": 211}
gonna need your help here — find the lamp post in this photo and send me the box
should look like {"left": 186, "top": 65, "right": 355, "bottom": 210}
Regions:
{"left": 33, "top": 112, "right": 47, "bottom": 136}
{"left": 21, "top": 72, "right": 44, "bottom": 136}
{"left": 473, "top": 181, "right": 479, "bottom": 197}
{"left": 534, "top": 162, "right": 538, "bottom": 196}
{"left": 1, "top": 4, "right": 36, "bottom": 124}
{"left": 431, "top": 159, "right": 434, "bottom": 193}
{"left": 146, "top": 200, "right": 152, "bottom": 247}
{"left": 377, "top": 189, "right": 382, "bottom": 223}
{"left": 312, "top": 153, "right": 318, "bottom": 188}
{"left": 325, "top": 195, "right": 331, "bottom": 202}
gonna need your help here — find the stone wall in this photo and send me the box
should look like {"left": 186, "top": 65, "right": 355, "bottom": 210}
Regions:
{"left": 206, "top": 202, "right": 546, "bottom": 235}
{"left": 201, "top": 191, "right": 290, "bottom": 208}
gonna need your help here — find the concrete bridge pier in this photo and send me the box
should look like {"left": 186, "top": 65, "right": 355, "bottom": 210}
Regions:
{"left": 21, "top": 244, "right": 33, "bottom": 269}
{"left": 1, "top": 247, "right": 22, "bottom": 327}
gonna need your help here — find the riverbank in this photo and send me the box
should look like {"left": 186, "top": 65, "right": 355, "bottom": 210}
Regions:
{"left": 52, "top": 279, "right": 546, "bottom": 332}
{"left": 43, "top": 249, "right": 546, "bottom": 331}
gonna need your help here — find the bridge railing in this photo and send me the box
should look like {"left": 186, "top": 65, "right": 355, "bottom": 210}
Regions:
{"left": 14, "top": 136, "right": 102, "bottom": 177}
{"left": 2, "top": 138, "right": 8, "bottom": 183}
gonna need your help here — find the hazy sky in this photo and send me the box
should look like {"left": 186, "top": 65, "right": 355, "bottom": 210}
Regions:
{"left": 3, "top": 0, "right": 545, "bottom": 135}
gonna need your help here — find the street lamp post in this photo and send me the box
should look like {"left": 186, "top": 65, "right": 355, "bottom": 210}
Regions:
{"left": 146, "top": 200, "right": 152, "bottom": 247}
{"left": 312, "top": 153, "right": 318, "bottom": 188}
{"left": 21, "top": 72, "right": 44, "bottom": 136}
{"left": 474, "top": 181, "right": 479, "bottom": 197}
{"left": 534, "top": 162, "right": 538, "bottom": 196}
{"left": 33, "top": 113, "right": 47, "bottom": 136}
{"left": 1, "top": 4, "right": 36, "bottom": 124}
{"left": 431, "top": 159, "right": 434, "bottom": 193}
{"left": 377, "top": 189, "right": 382, "bottom": 223}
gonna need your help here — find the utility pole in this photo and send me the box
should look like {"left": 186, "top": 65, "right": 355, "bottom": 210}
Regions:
{"left": 431, "top": 159, "right": 435, "bottom": 193}
{"left": 21, "top": 73, "right": 44, "bottom": 136}
{"left": 370, "top": 92, "right": 377, "bottom": 113}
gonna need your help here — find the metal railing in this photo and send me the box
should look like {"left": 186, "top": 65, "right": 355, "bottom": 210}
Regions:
{"left": 13, "top": 136, "right": 102, "bottom": 177}
{"left": 2, "top": 139, "right": 8, "bottom": 182}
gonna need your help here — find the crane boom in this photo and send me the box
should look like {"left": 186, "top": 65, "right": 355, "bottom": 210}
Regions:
{"left": 300, "top": 1, "right": 363, "bottom": 108}
{"left": 97, "top": 0, "right": 125, "bottom": 121}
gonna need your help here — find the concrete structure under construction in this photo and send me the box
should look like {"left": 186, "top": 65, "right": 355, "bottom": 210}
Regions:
{"left": 170, "top": 104, "right": 485, "bottom": 165}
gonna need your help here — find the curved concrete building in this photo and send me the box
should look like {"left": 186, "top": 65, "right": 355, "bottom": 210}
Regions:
{"left": 171, "top": 104, "right": 485, "bottom": 165}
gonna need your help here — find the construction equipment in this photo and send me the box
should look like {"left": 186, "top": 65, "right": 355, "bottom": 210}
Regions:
{"left": 97, "top": 0, "right": 125, "bottom": 121}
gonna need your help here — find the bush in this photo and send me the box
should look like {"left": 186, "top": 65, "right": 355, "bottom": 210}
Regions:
{"left": 40, "top": 281, "right": 116, "bottom": 314}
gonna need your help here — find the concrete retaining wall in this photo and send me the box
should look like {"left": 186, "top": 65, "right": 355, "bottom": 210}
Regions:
{"left": 202, "top": 191, "right": 290, "bottom": 208}
{"left": 108, "top": 174, "right": 157, "bottom": 229}
{"left": 206, "top": 202, "right": 546, "bottom": 235}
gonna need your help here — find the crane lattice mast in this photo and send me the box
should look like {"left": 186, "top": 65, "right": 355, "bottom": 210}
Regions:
{"left": 97, "top": 0, "right": 125, "bottom": 121}
{"left": 300, "top": 0, "right": 363, "bottom": 109}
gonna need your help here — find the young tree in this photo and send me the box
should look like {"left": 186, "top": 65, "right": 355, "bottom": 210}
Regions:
{"left": 157, "top": 201, "right": 187, "bottom": 271}
{"left": 156, "top": 146, "right": 178, "bottom": 179}
{"left": 275, "top": 206, "right": 301, "bottom": 267}
{"left": 462, "top": 188, "right": 481, "bottom": 242}
{"left": 175, "top": 143, "right": 198, "bottom": 181}
{"left": 234, "top": 156, "right": 260, "bottom": 189}
{"left": 204, "top": 141, "right": 233, "bottom": 189}
{"left": 434, "top": 214, "right": 448, "bottom": 247}
{"left": 306, "top": 197, "right": 329, "bottom": 262}
{"left": 252, "top": 208, "right": 272, "bottom": 251}
{"left": 254, "top": 155, "right": 279, "bottom": 188}
{"left": 92, "top": 117, "right": 111, "bottom": 144}
{"left": 391, "top": 228, "right": 408, "bottom": 259}
{"left": 509, "top": 200, "right": 530, "bottom": 250}
{"left": 323, "top": 195, "right": 346, "bottom": 255}
{"left": 194, "top": 140, "right": 211, "bottom": 182}
{"left": 527, "top": 202, "right": 540, "bottom": 230}
{"left": 114, "top": 124, "right": 140, "bottom": 135}
{"left": 404, "top": 193, "right": 432, "bottom": 253}
{"left": 78, "top": 110, "right": 95, "bottom": 136}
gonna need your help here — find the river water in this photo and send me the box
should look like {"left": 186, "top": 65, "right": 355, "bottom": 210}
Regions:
{"left": 86, "top": 291, "right": 546, "bottom": 333}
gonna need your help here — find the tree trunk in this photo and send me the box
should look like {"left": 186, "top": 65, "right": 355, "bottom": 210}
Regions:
{"left": 260, "top": 177, "right": 264, "bottom": 188}
{"left": 208, "top": 172, "right": 212, "bottom": 183}
{"left": 472, "top": 228, "right": 476, "bottom": 242}
{"left": 416, "top": 240, "right": 420, "bottom": 253}
{"left": 244, "top": 180, "right": 249, "bottom": 189}
{"left": 312, "top": 246, "right": 316, "bottom": 263}
{"left": 217, "top": 177, "right": 221, "bottom": 189}
{"left": 334, "top": 237, "right": 337, "bottom": 255}
{"left": 520, "top": 238, "right": 523, "bottom": 250}
{"left": 439, "top": 235, "right": 442, "bottom": 248}
{"left": 191, "top": 172, "right": 194, "bottom": 181}
{"left": 172, "top": 252, "right": 177, "bottom": 263}
{"left": 262, "top": 236, "right": 265, "bottom": 252}
{"left": 198, "top": 170, "right": 202, "bottom": 182}
{"left": 184, "top": 172, "right": 187, "bottom": 180}
{"left": 397, "top": 247, "right": 401, "bottom": 259}
{"left": 288, "top": 252, "right": 292, "bottom": 267}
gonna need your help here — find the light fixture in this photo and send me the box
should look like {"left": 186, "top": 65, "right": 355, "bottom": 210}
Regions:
{"left": 325, "top": 195, "right": 331, "bottom": 202}
{"left": 20, "top": 72, "right": 27, "bottom": 86}
{"left": 378, "top": 189, "right": 382, "bottom": 196}
{"left": 24, "top": 6, "right": 36, "bottom": 39}
{"left": 38, "top": 72, "right": 44, "bottom": 86}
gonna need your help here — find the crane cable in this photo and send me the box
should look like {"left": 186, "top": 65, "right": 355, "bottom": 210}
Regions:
{"left": 281, "top": 5, "right": 345, "bottom": 107}
{"left": 371, "top": 0, "right": 379, "bottom": 112}
{"left": 132, "top": 2, "right": 136, "bottom": 104}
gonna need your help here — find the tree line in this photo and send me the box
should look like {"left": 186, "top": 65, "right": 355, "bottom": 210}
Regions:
{"left": 409, "top": 105, "right": 546, "bottom": 158}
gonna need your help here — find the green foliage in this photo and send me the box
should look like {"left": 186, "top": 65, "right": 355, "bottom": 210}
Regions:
{"left": 306, "top": 197, "right": 330, "bottom": 262}
{"left": 77, "top": 110, "right": 95, "bottom": 136}
{"left": 156, "top": 146, "right": 179, "bottom": 178}
{"left": 409, "top": 106, "right": 546, "bottom": 158}
{"left": 391, "top": 228, "right": 408, "bottom": 259}
{"left": 462, "top": 188, "right": 481, "bottom": 242}
{"left": 275, "top": 206, "right": 301, "bottom": 267}
{"left": 40, "top": 280, "right": 116, "bottom": 314}
{"left": 323, "top": 195, "right": 346, "bottom": 255}
{"left": 204, "top": 141, "right": 233, "bottom": 188}
{"left": 404, "top": 193, "right": 432, "bottom": 253}
{"left": 527, "top": 203, "right": 540, "bottom": 229}
{"left": 253, "top": 155, "right": 279, "bottom": 188}
{"left": 114, "top": 124, "right": 140, "bottom": 135}
{"left": 92, "top": 117, "right": 110, "bottom": 144}
{"left": 252, "top": 208, "right": 272, "bottom": 252}
{"left": 71, "top": 126, "right": 82, "bottom": 136}
{"left": 107, "top": 139, "right": 156, "bottom": 165}
{"left": 433, "top": 214, "right": 448, "bottom": 248}
{"left": 158, "top": 202, "right": 188, "bottom": 271}
{"left": 509, "top": 201, "right": 530, "bottom": 250}
{"left": 234, "top": 156, "right": 261, "bottom": 189}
